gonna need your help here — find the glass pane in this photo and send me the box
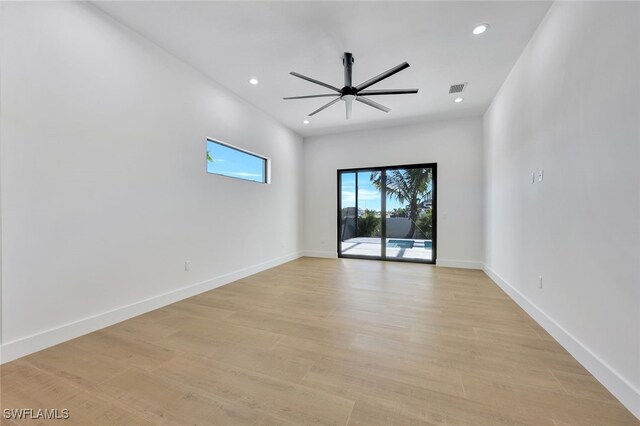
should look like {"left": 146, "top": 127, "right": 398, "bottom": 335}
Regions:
{"left": 339, "top": 172, "right": 357, "bottom": 255}
{"left": 354, "top": 171, "right": 382, "bottom": 257}
{"left": 339, "top": 171, "right": 382, "bottom": 258}
{"left": 207, "top": 139, "right": 266, "bottom": 183}
{"left": 384, "top": 167, "right": 434, "bottom": 262}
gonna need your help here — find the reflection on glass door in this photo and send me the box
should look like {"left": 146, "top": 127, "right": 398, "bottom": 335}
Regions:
{"left": 338, "top": 163, "right": 436, "bottom": 264}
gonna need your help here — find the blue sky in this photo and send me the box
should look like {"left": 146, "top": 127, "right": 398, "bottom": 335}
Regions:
{"left": 341, "top": 171, "right": 404, "bottom": 212}
{"left": 207, "top": 140, "right": 265, "bottom": 183}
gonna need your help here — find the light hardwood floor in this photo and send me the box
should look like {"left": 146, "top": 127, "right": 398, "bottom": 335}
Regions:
{"left": 1, "top": 257, "right": 637, "bottom": 425}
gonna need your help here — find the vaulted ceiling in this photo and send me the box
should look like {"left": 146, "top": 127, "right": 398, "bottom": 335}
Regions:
{"left": 94, "top": 1, "right": 551, "bottom": 136}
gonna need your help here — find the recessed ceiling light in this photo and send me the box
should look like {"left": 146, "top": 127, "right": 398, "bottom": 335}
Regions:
{"left": 473, "top": 24, "right": 489, "bottom": 35}
{"left": 249, "top": 78, "right": 259, "bottom": 85}
{"left": 454, "top": 97, "right": 464, "bottom": 103}
{"left": 303, "top": 120, "right": 310, "bottom": 124}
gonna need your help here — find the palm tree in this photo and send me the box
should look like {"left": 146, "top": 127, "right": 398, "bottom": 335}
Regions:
{"left": 371, "top": 168, "right": 432, "bottom": 238}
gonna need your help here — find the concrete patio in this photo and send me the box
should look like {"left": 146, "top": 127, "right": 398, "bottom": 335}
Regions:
{"left": 340, "top": 237, "right": 433, "bottom": 261}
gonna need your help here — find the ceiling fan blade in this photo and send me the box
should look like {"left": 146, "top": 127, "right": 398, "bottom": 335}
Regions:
{"left": 355, "top": 62, "right": 410, "bottom": 91}
{"left": 343, "top": 52, "right": 354, "bottom": 87}
{"left": 357, "top": 88, "right": 419, "bottom": 96}
{"left": 346, "top": 99, "right": 353, "bottom": 120}
{"left": 283, "top": 94, "right": 340, "bottom": 100}
{"left": 356, "top": 96, "right": 391, "bottom": 113}
{"left": 308, "top": 97, "right": 341, "bottom": 116}
{"left": 290, "top": 72, "right": 341, "bottom": 93}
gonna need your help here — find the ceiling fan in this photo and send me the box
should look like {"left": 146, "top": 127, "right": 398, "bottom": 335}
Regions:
{"left": 284, "top": 52, "right": 418, "bottom": 120}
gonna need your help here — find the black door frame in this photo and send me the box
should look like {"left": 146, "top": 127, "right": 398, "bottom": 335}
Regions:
{"left": 336, "top": 162, "right": 437, "bottom": 264}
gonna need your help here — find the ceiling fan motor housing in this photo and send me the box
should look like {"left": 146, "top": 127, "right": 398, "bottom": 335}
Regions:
{"left": 341, "top": 86, "right": 357, "bottom": 97}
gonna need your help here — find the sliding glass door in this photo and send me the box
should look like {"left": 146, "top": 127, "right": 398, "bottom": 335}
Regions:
{"left": 338, "top": 163, "right": 436, "bottom": 263}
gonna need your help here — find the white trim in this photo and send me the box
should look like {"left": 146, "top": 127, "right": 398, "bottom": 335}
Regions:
{"left": 436, "top": 259, "right": 483, "bottom": 269}
{"left": 482, "top": 264, "right": 640, "bottom": 420}
{"left": 0, "top": 251, "right": 302, "bottom": 364}
{"left": 302, "top": 250, "right": 338, "bottom": 259}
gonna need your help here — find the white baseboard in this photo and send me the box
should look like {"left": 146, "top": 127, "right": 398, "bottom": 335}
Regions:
{"left": 302, "top": 250, "right": 337, "bottom": 259}
{"left": 436, "top": 259, "right": 483, "bottom": 269}
{"left": 0, "top": 251, "right": 303, "bottom": 364}
{"left": 482, "top": 264, "right": 640, "bottom": 420}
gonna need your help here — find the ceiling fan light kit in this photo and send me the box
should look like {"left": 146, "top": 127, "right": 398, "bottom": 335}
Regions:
{"left": 284, "top": 52, "right": 418, "bottom": 120}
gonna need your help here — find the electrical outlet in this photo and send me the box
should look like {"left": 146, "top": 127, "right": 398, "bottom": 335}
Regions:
{"left": 538, "top": 275, "right": 543, "bottom": 288}
{"left": 185, "top": 261, "right": 192, "bottom": 272}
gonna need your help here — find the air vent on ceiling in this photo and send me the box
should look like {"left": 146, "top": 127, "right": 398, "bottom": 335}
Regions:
{"left": 449, "top": 83, "right": 467, "bottom": 94}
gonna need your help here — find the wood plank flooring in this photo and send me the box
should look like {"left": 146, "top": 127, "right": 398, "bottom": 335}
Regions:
{"left": 1, "top": 257, "right": 637, "bottom": 425}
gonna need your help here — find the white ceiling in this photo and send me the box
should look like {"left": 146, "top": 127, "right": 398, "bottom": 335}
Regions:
{"left": 93, "top": 1, "right": 551, "bottom": 137}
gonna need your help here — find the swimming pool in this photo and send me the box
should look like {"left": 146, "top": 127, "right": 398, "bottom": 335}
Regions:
{"left": 387, "top": 240, "right": 433, "bottom": 249}
{"left": 387, "top": 239, "right": 415, "bottom": 248}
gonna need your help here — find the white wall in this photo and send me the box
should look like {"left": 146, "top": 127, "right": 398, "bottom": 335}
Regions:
{"left": 0, "top": 2, "right": 303, "bottom": 361}
{"left": 303, "top": 117, "right": 484, "bottom": 268}
{"left": 483, "top": 1, "right": 640, "bottom": 417}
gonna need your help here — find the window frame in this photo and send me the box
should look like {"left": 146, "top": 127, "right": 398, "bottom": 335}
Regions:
{"left": 206, "top": 137, "right": 271, "bottom": 184}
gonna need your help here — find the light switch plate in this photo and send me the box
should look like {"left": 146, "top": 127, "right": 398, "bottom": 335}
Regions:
{"left": 538, "top": 170, "right": 544, "bottom": 182}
